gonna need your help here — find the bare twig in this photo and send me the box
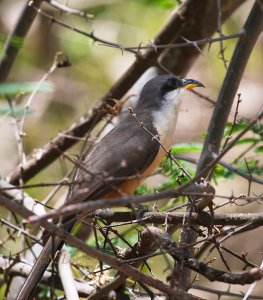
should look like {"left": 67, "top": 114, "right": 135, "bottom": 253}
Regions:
{"left": 58, "top": 249, "right": 80, "bottom": 300}
{"left": 243, "top": 259, "right": 263, "bottom": 300}
{"left": 221, "top": 93, "right": 242, "bottom": 150}
{"left": 86, "top": 274, "right": 127, "bottom": 300}
{"left": 0, "top": 218, "right": 40, "bottom": 244}
{"left": 34, "top": 3, "right": 245, "bottom": 55}
{"left": 216, "top": 0, "right": 228, "bottom": 69}
{"left": 31, "top": 5, "right": 136, "bottom": 55}
{"left": 120, "top": 227, "right": 263, "bottom": 285}
{"left": 0, "top": 256, "right": 96, "bottom": 297}
{"left": 93, "top": 210, "right": 263, "bottom": 228}
{"left": 0, "top": 179, "right": 46, "bottom": 216}
{"left": 28, "top": 108, "right": 263, "bottom": 224}
{"left": 99, "top": 31, "right": 244, "bottom": 52}
{"left": 7, "top": 0, "right": 244, "bottom": 186}
{"left": 0, "top": 194, "right": 202, "bottom": 300}
{"left": 197, "top": 2, "right": 263, "bottom": 181}
{"left": 159, "top": 0, "right": 246, "bottom": 76}
{"left": 176, "top": 0, "right": 263, "bottom": 288}
{"left": 47, "top": 0, "right": 93, "bottom": 19}
{"left": 193, "top": 284, "right": 263, "bottom": 299}
{"left": 7, "top": 98, "right": 26, "bottom": 175}
{"left": 173, "top": 154, "right": 263, "bottom": 185}
{"left": 19, "top": 52, "right": 68, "bottom": 163}
{"left": 128, "top": 106, "right": 192, "bottom": 180}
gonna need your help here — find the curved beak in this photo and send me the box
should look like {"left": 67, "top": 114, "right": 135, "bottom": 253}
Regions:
{"left": 182, "top": 79, "right": 205, "bottom": 89}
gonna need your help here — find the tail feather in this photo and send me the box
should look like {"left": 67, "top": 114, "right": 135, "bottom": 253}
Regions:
{"left": 16, "top": 218, "right": 76, "bottom": 300}
{"left": 16, "top": 236, "right": 62, "bottom": 300}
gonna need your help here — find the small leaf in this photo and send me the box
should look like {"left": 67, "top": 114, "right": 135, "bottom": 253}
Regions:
{"left": 236, "top": 138, "right": 259, "bottom": 145}
{"left": 255, "top": 146, "right": 263, "bottom": 153}
{"left": 214, "top": 164, "right": 234, "bottom": 179}
{"left": 224, "top": 120, "right": 249, "bottom": 136}
{"left": 0, "top": 81, "right": 54, "bottom": 98}
{"left": 170, "top": 143, "right": 203, "bottom": 154}
{"left": 252, "top": 123, "right": 263, "bottom": 137}
{"left": 237, "top": 159, "right": 263, "bottom": 176}
{"left": 0, "top": 34, "right": 24, "bottom": 48}
{"left": 0, "top": 107, "right": 32, "bottom": 116}
{"left": 141, "top": 0, "right": 178, "bottom": 9}
{"left": 135, "top": 184, "right": 152, "bottom": 195}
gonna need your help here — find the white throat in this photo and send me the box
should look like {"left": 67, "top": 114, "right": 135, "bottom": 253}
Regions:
{"left": 152, "top": 89, "right": 184, "bottom": 149}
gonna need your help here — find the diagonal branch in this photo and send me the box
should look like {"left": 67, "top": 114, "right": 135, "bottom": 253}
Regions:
{"left": 93, "top": 210, "right": 263, "bottom": 228}
{"left": 159, "top": 0, "right": 247, "bottom": 76}
{"left": 26, "top": 108, "right": 263, "bottom": 224}
{"left": 173, "top": 154, "right": 263, "bottom": 185}
{"left": 6, "top": 0, "right": 200, "bottom": 185}
{"left": 0, "top": 0, "right": 44, "bottom": 82}
{"left": 177, "top": 0, "right": 263, "bottom": 290}
{"left": 7, "top": 0, "right": 246, "bottom": 185}
{"left": 0, "top": 194, "right": 201, "bottom": 300}
{"left": 196, "top": 0, "right": 263, "bottom": 181}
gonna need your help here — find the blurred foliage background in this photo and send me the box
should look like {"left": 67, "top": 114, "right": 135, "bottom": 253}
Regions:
{"left": 0, "top": 0, "right": 262, "bottom": 299}
{"left": 0, "top": 0, "right": 262, "bottom": 195}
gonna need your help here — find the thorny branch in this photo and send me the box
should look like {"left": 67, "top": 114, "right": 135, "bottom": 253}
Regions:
{"left": 216, "top": 0, "right": 228, "bottom": 69}
{"left": 28, "top": 107, "right": 263, "bottom": 224}
{"left": 221, "top": 93, "right": 243, "bottom": 150}
{"left": 0, "top": 194, "right": 202, "bottom": 300}
{"left": 176, "top": 0, "right": 263, "bottom": 290}
{"left": 29, "top": 4, "right": 245, "bottom": 55}
{"left": 7, "top": 0, "right": 246, "bottom": 185}
{"left": 47, "top": 0, "right": 94, "bottom": 19}
{"left": 2, "top": 257, "right": 263, "bottom": 299}
{"left": 193, "top": 283, "right": 263, "bottom": 299}
{"left": 1, "top": 0, "right": 263, "bottom": 299}
{"left": 2, "top": 196, "right": 263, "bottom": 288}
{"left": 92, "top": 210, "right": 263, "bottom": 228}
{"left": 173, "top": 154, "right": 263, "bottom": 185}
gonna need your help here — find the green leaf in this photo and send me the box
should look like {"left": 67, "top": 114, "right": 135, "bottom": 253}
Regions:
{"left": 135, "top": 184, "right": 152, "bottom": 195}
{"left": 157, "top": 158, "right": 195, "bottom": 191}
{"left": 141, "top": 0, "right": 178, "bottom": 9}
{"left": 252, "top": 123, "right": 263, "bottom": 138}
{"left": 214, "top": 164, "right": 235, "bottom": 179}
{"left": 155, "top": 177, "right": 178, "bottom": 192}
{"left": 0, "top": 34, "right": 24, "bottom": 48}
{"left": 236, "top": 138, "right": 260, "bottom": 145}
{"left": 237, "top": 159, "right": 263, "bottom": 176}
{"left": 224, "top": 120, "right": 248, "bottom": 136}
{"left": 0, "top": 35, "right": 24, "bottom": 60}
{"left": 255, "top": 146, "right": 263, "bottom": 153}
{"left": 0, "top": 284, "right": 7, "bottom": 300}
{"left": 0, "top": 81, "right": 54, "bottom": 98}
{"left": 65, "top": 245, "right": 78, "bottom": 257}
{"left": 224, "top": 120, "right": 263, "bottom": 138}
{"left": 0, "top": 107, "right": 32, "bottom": 116}
{"left": 170, "top": 143, "right": 203, "bottom": 154}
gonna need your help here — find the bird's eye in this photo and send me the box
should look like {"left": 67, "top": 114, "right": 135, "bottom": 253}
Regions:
{"left": 169, "top": 78, "right": 177, "bottom": 87}
{"left": 161, "top": 77, "right": 180, "bottom": 96}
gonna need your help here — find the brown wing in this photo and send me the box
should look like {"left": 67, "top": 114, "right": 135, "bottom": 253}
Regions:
{"left": 69, "top": 114, "right": 159, "bottom": 203}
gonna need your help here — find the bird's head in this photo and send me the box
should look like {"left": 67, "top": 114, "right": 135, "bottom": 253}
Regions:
{"left": 134, "top": 75, "right": 204, "bottom": 142}
{"left": 137, "top": 75, "right": 204, "bottom": 112}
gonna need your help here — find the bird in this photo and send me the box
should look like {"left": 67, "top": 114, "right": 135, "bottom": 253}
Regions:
{"left": 16, "top": 74, "right": 204, "bottom": 299}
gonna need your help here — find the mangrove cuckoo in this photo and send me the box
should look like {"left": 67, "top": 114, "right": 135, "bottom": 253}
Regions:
{"left": 17, "top": 75, "right": 204, "bottom": 299}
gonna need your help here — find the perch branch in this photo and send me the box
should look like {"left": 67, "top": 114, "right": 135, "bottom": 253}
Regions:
{"left": 0, "top": 194, "right": 201, "bottom": 300}
{"left": 176, "top": 0, "right": 263, "bottom": 290}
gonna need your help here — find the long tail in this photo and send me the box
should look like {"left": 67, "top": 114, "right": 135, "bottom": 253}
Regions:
{"left": 16, "top": 217, "right": 76, "bottom": 300}
{"left": 16, "top": 236, "right": 62, "bottom": 300}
